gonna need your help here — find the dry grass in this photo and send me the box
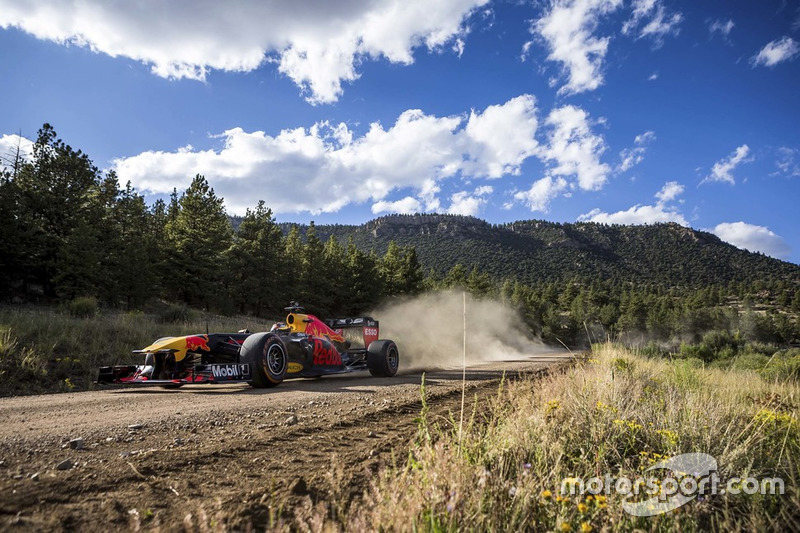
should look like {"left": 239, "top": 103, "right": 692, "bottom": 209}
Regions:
{"left": 303, "top": 343, "right": 799, "bottom": 532}
{"left": 0, "top": 305, "right": 275, "bottom": 395}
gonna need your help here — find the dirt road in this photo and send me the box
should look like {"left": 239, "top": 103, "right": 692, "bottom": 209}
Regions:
{"left": 0, "top": 355, "right": 568, "bottom": 531}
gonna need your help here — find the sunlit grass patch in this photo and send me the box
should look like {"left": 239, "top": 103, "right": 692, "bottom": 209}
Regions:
{"left": 314, "top": 342, "right": 800, "bottom": 531}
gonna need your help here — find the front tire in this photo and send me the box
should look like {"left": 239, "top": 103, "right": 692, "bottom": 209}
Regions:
{"left": 367, "top": 340, "right": 399, "bottom": 377}
{"left": 240, "top": 333, "right": 288, "bottom": 387}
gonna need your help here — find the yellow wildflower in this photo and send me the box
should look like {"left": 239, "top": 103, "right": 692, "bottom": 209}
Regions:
{"left": 545, "top": 400, "right": 562, "bottom": 414}
{"left": 656, "top": 429, "right": 679, "bottom": 447}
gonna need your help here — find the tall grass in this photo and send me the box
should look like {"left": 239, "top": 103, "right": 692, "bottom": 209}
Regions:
{"left": 308, "top": 343, "right": 799, "bottom": 531}
{"left": 0, "top": 305, "right": 276, "bottom": 396}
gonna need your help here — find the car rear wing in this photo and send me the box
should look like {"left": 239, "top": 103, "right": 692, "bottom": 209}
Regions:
{"left": 325, "top": 317, "right": 379, "bottom": 350}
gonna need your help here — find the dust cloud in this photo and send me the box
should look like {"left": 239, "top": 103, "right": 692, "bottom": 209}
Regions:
{"left": 370, "top": 291, "right": 565, "bottom": 371}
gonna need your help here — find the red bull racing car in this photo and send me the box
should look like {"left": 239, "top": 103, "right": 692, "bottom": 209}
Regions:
{"left": 97, "top": 303, "right": 399, "bottom": 388}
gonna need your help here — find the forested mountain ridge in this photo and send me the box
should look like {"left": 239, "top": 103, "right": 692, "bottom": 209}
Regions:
{"left": 3, "top": 124, "right": 799, "bottom": 359}
{"left": 269, "top": 214, "right": 799, "bottom": 288}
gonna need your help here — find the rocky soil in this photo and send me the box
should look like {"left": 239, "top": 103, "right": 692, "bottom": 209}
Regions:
{"left": 0, "top": 356, "right": 567, "bottom": 531}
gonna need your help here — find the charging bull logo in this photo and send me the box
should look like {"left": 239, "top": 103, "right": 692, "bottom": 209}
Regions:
{"left": 305, "top": 319, "right": 345, "bottom": 344}
{"left": 185, "top": 335, "right": 210, "bottom": 352}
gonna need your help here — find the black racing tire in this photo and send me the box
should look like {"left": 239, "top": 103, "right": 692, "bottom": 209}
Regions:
{"left": 240, "top": 333, "right": 288, "bottom": 388}
{"left": 366, "top": 340, "right": 399, "bottom": 377}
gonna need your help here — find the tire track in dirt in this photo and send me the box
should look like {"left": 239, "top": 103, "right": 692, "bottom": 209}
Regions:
{"left": 0, "top": 358, "right": 569, "bottom": 531}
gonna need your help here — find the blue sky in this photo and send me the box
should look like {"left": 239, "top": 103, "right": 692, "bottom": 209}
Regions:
{"left": 1, "top": 0, "right": 798, "bottom": 263}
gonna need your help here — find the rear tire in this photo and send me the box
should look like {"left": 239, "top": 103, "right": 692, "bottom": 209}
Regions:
{"left": 240, "top": 333, "right": 288, "bottom": 388}
{"left": 367, "top": 340, "right": 399, "bottom": 377}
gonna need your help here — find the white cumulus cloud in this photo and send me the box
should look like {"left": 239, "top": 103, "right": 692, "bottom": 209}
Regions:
{"left": 462, "top": 96, "right": 540, "bottom": 178}
{"left": 510, "top": 103, "right": 610, "bottom": 212}
{"left": 773, "top": 147, "right": 800, "bottom": 178}
{"left": 618, "top": 130, "right": 655, "bottom": 172}
{"left": 654, "top": 180, "right": 683, "bottom": 204}
{"left": 418, "top": 179, "right": 442, "bottom": 211}
{"left": 514, "top": 176, "right": 568, "bottom": 212}
{"left": 446, "top": 185, "right": 493, "bottom": 216}
{"left": 371, "top": 183, "right": 495, "bottom": 216}
{"left": 542, "top": 105, "right": 610, "bottom": 191}
{"left": 112, "top": 95, "right": 540, "bottom": 215}
{"left": 578, "top": 180, "right": 687, "bottom": 225}
{"left": 530, "top": 0, "right": 623, "bottom": 96}
{"left": 708, "top": 19, "right": 734, "bottom": 39}
{"left": 701, "top": 144, "right": 752, "bottom": 185}
{"left": 0, "top": 0, "right": 487, "bottom": 104}
{"left": 751, "top": 36, "right": 800, "bottom": 67}
{"left": 579, "top": 204, "right": 687, "bottom": 225}
{"left": 712, "top": 222, "right": 790, "bottom": 259}
{"left": 372, "top": 197, "right": 423, "bottom": 215}
{"left": 622, "top": 0, "right": 683, "bottom": 47}
{"left": 0, "top": 134, "right": 34, "bottom": 172}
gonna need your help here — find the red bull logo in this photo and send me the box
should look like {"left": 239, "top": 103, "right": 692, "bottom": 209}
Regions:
{"left": 311, "top": 337, "right": 342, "bottom": 366}
{"left": 185, "top": 335, "right": 210, "bottom": 352}
{"left": 304, "top": 318, "right": 345, "bottom": 344}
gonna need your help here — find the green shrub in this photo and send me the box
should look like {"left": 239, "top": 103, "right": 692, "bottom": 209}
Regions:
{"left": 66, "top": 296, "right": 99, "bottom": 318}
{"left": 157, "top": 303, "right": 196, "bottom": 323}
{"left": 702, "top": 329, "right": 741, "bottom": 355}
{"left": 715, "top": 346, "right": 737, "bottom": 360}
{"left": 744, "top": 341, "right": 780, "bottom": 356}
{"left": 760, "top": 354, "right": 800, "bottom": 382}
{"left": 611, "top": 357, "right": 634, "bottom": 372}
{"left": 678, "top": 342, "right": 713, "bottom": 362}
{"left": 638, "top": 341, "right": 669, "bottom": 358}
{"left": 730, "top": 352, "right": 770, "bottom": 371}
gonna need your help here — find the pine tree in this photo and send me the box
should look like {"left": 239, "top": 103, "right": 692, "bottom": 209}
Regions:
{"left": 380, "top": 241, "right": 404, "bottom": 296}
{"left": 301, "top": 221, "right": 329, "bottom": 315}
{"left": 322, "top": 235, "right": 347, "bottom": 314}
{"left": 164, "top": 175, "right": 233, "bottom": 309}
{"left": 0, "top": 167, "right": 24, "bottom": 297}
{"left": 343, "top": 238, "right": 383, "bottom": 315}
{"left": 467, "top": 266, "right": 493, "bottom": 297}
{"left": 399, "top": 246, "right": 424, "bottom": 295}
{"left": 500, "top": 278, "right": 515, "bottom": 304}
{"left": 283, "top": 225, "right": 304, "bottom": 305}
{"left": 228, "top": 201, "right": 285, "bottom": 316}
{"left": 792, "top": 289, "right": 800, "bottom": 313}
{"left": 13, "top": 124, "right": 105, "bottom": 298}
{"left": 443, "top": 263, "right": 468, "bottom": 288}
{"left": 107, "top": 181, "right": 159, "bottom": 308}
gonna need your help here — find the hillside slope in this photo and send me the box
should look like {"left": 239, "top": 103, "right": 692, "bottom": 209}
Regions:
{"left": 277, "top": 214, "right": 800, "bottom": 287}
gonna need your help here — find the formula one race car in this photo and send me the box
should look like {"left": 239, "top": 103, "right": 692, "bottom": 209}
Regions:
{"left": 96, "top": 303, "right": 399, "bottom": 388}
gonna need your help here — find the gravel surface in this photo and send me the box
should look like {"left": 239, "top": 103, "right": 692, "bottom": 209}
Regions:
{"left": 0, "top": 355, "right": 569, "bottom": 531}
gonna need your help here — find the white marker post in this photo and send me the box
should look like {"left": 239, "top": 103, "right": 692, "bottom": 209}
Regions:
{"left": 459, "top": 291, "right": 467, "bottom": 451}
